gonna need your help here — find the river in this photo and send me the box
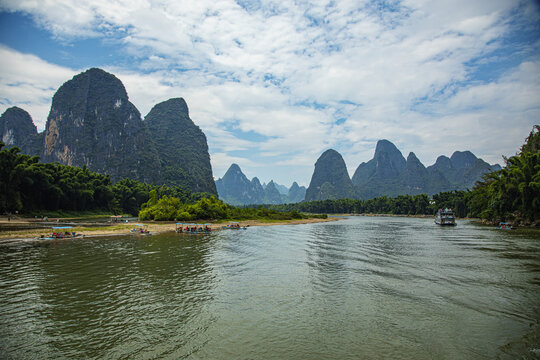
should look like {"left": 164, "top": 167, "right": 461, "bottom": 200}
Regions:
{"left": 0, "top": 216, "right": 539, "bottom": 359}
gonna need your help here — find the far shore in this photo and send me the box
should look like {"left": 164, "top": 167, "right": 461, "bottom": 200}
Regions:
{"left": 0, "top": 216, "right": 341, "bottom": 241}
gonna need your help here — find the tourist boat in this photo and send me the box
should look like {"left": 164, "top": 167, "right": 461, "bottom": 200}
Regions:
{"left": 37, "top": 226, "right": 84, "bottom": 240}
{"left": 222, "top": 222, "right": 248, "bottom": 230}
{"left": 497, "top": 222, "right": 514, "bottom": 230}
{"left": 176, "top": 223, "right": 212, "bottom": 234}
{"left": 109, "top": 215, "right": 123, "bottom": 223}
{"left": 435, "top": 208, "right": 456, "bottom": 226}
{"left": 131, "top": 224, "right": 151, "bottom": 235}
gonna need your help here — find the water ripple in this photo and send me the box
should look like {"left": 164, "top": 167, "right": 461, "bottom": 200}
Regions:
{"left": 0, "top": 218, "right": 539, "bottom": 359}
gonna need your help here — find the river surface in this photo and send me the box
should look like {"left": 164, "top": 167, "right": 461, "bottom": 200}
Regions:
{"left": 0, "top": 216, "right": 539, "bottom": 359}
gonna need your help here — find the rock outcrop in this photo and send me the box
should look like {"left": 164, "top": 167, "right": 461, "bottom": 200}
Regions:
{"left": 215, "top": 164, "right": 306, "bottom": 205}
{"left": 305, "top": 149, "right": 356, "bottom": 201}
{"left": 352, "top": 140, "right": 500, "bottom": 199}
{"left": 41, "top": 68, "right": 161, "bottom": 183}
{"left": 1, "top": 68, "right": 217, "bottom": 193}
{"left": 287, "top": 182, "right": 307, "bottom": 203}
{"left": 0, "top": 107, "right": 40, "bottom": 154}
{"left": 145, "top": 98, "right": 217, "bottom": 194}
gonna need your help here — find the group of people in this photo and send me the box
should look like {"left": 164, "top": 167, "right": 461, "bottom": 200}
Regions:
{"left": 177, "top": 225, "right": 211, "bottom": 233}
{"left": 39, "top": 231, "right": 77, "bottom": 239}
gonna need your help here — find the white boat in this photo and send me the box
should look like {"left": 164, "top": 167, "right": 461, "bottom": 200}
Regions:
{"left": 435, "top": 208, "right": 456, "bottom": 226}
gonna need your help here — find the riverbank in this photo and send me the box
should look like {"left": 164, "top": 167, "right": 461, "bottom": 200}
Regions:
{"left": 0, "top": 216, "right": 340, "bottom": 241}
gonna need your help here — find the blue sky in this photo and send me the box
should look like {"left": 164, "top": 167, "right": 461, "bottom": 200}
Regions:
{"left": 0, "top": 0, "right": 539, "bottom": 187}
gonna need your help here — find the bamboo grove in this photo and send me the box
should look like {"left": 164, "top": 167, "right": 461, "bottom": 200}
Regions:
{"left": 0, "top": 143, "right": 209, "bottom": 216}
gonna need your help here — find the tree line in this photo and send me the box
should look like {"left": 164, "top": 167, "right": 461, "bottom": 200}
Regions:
{"left": 263, "top": 126, "right": 540, "bottom": 224}
{"left": 138, "top": 191, "right": 326, "bottom": 221}
{"left": 0, "top": 143, "right": 211, "bottom": 216}
{"left": 2, "top": 124, "right": 538, "bottom": 224}
{"left": 259, "top": 192, "right": 465, "bottom": 217}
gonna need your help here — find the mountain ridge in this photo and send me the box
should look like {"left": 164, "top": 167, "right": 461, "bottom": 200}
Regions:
{"left": 1, "top": 68, "right": 216, "bottom": 194}
{"left": 309, "top": 141, "right": 500, "bottom": 201}
{"left": 216, "top": 163, "right": 307, "bottom": 205}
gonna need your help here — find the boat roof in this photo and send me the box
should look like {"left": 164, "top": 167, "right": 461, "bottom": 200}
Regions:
{"left": 52, "top": 226, "right": 73, "bottom": 229}
{"left": 133, "top": 224, "right": 146, "bottom": 227}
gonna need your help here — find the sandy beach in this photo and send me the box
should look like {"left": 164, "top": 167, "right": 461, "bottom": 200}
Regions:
{"left": 0, "top": 216, "right": 340, "bottom": 241}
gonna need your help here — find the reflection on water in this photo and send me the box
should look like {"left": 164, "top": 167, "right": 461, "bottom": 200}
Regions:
{"left": 0, "top": 217, "right": 539, "bottom": 359}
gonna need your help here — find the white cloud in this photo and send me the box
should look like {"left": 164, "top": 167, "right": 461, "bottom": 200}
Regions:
{"left": 0, "top": 0, "right": 538, "bottom": 185}
{"left": 0, "top": 46, "right": 76, "bottom": 129}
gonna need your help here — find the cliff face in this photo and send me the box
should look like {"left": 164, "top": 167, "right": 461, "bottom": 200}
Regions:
{"left": 352, "top": 140, "right": 500, "bottom": 199}
{"left": 352, "top": 140, "right": 406, "bottom": 187}
{"left": 145, "top": 98, "right": 217, "bottom": 194}
{"left": 288, "top": 182, "right": 306, "bottom": 203}
{"left": 41, "top": 68, "right": 161, "bottom": 183}
{"left": 215, "top": 164, "right": 262, "bottom": 205}
{"left": 426, "top": 150, "right": 498, "bottom": 191}
{"left": 0, "top": 107, "right": 40, "bottom": 154}
{"left": 305, "top": 149, "right": 356, "bottom": 201}
{"left": 263, "top": 181, "right": 284, "bottom": 204}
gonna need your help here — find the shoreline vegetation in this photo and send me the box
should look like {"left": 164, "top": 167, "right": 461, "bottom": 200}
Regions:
{"left": 0, "top": 216, "right": 339, "bottom": 241}
{"left": 1, "top": 126, "right": 538, "bottom": 232}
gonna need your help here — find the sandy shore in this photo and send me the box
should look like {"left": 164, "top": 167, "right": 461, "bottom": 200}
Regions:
{"left": 0, "top": 216, "right": 340, "bottom": 241}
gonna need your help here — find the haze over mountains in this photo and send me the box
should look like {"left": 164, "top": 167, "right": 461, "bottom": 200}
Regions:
{"left": 215, "top": 164, "right": 306, "bottom": 205}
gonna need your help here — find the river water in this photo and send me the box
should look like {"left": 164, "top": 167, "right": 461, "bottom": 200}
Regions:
{"left": 0, "top": 216, "right": 539, "bottom": 359}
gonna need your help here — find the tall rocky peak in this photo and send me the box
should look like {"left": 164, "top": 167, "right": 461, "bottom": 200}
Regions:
{"left": 404, "top": 152, "right": 425, "bottom": 171}
{"left": 305, "top": 149, "right": 356, "bottom": 201}
{"left": 215, "top": 163, "right": 259, "bottom": 205}
{"left": 264, "top": 180, "right": 283, "bottom": 204}
{"left": 221, "top": 163, "right": 250, "bottom": 186}
{"left": 145, "top": 97, "right": 216, "bottom": 195}
{"left": 450, "top": 151, "right": 477, "bottom": 169}
{"left": 288, "top": 182, "right": 307, "bottom": 203}
{"left": 431, "top": 155, "right": 453, "bottom": 172}
{"left": 42, "top": 68, "right": 161, "bottom": 183}
{"left": 373, "top": 139, "right": 406, "bottom": 178}
{"left": 0, "top": 107, "right": 37, "bottom": 147}
{"left": 351, "top": 140, "right": 499, "bottom": 199}
{"left": 351, "top": 139, "right": 406, "bottom": 187}
{"left": 215, "top": 165, "right": 306, "bottom": 205}
{"left": 399, "top": 152, "right": 429, "bottom": 195}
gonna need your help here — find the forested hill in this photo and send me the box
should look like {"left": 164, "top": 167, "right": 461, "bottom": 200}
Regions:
{"left": 269, "top": 126, "right": 540, "bottom": 226}
{"left": 0, "top": 68, "right": 216, "bottom": 195}
{"left": 306, "top": 140, "right": 500, "bottom": 201}
{"left": 0, "top": 142, "right": 209, "bottom": 216}
{"left": 215, "top": 163, "right": 306, "bottom": 205}
{"left": 0, "top": 142, "right": 322, "bottom": 222}
{"left": 305, "top": 149, "right": 356, "bottom": 201}
{"left": 145, "top": 98, "right": 217, "bottom": 194}
{"left": 41, "top": 68, "right": 161, "bottom": 184}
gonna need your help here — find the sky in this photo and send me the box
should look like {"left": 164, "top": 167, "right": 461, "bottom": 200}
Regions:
{"left": 0, "top": 0, "right": 539, "bottom": 187}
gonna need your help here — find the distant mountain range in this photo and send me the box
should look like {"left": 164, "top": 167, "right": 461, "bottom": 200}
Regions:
{"left": 217, "top": 141, "right": 500, "bottom": 205}
{"left": 306, "top": 140, "right": 501, "bottom": 201}
{"left": 1, "top": 68, "right": 501, "bottom": 205}
{"left": 0, "top": 68, "right": 217, "bottom": 195}
{"left": 215, "top": 164, "right": 306, "bottom": 205}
